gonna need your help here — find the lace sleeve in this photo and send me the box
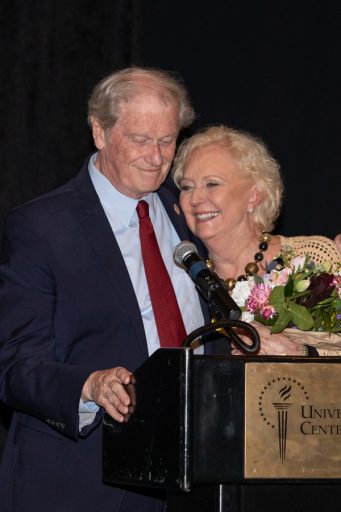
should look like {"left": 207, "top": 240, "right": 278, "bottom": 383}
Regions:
{"left": 279, "top": 235, "right": 340, "bottom": 271}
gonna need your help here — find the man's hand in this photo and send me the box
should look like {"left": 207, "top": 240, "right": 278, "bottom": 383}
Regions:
{"left": 81, "top": 367, "right": 135, "bottom": 422}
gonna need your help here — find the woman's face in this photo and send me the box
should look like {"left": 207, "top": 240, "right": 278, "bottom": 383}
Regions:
{"left": 179, "top": 144, "right": 258, "bottom": 244}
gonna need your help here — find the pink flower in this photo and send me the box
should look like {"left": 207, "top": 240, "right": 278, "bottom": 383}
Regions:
{"left": 333, "top": 276, "right": 341, "bottom": 298}
{"left": 269, "top": 267, "right": 292, "bottom": 286}
{"left": 261, "top": 305, "right": 277, "bottom": 320}
{"left": 246, "top": 283, "right": 274, "bottom": 319}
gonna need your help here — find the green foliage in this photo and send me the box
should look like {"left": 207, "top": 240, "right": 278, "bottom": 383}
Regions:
{"left": 254, "top": 249, "right": 341, "bottom": 335}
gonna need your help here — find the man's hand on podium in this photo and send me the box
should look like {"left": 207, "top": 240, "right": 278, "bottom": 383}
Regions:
{"left": 81, "top": 367, "right": 136, "bottom": 422}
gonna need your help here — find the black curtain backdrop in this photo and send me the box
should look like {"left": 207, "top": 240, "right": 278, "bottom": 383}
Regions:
{"left": 0, "top": 0, "right": 340, "bottom": 451}
{"left": 0, "top": 0, "right": 141, "bottom": 231}
{"left": 142, "top": 0, "right": 341, "bottom": 239}
{"left": 0, "top": 1, "right": 339, "bottom": 238}
{"left": 0, "top": 0, "right": 141, "bottom": 454}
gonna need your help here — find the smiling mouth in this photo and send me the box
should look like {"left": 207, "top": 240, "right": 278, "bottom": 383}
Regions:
{"left": 140, "top": 167, "right": 163, "bottom": 173}
{"left": 195, "top": 212, "right": 219, "bottom": 220}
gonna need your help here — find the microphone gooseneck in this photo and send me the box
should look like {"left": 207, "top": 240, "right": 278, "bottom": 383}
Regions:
{"left": 174, "top": 241, "right": 260, "bottom": 354}
{"left": 174, "top": 241, "right": 242, "bottom": 321}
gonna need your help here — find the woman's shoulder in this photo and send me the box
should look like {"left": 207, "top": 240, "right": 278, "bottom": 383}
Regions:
{"left": 278, "top": 234, "right": 340, "bottom": 267}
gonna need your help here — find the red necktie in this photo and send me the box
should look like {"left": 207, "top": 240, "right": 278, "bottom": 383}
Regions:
{"left": 137, "top": 200, "right": 187, "bottom": 347}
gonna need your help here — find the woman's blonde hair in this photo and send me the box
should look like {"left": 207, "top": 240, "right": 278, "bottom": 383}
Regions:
{"left": 173, "top": 125, "right": 284, "bottom": 232}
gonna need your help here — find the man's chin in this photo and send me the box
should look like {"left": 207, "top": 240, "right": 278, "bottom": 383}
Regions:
{"left": 139, "top": 177, "right": 165, "bottom": 193}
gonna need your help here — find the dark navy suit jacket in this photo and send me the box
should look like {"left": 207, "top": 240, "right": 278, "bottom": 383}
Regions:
{"left": 0, "top": 158, "right": 210, "bottom": 512}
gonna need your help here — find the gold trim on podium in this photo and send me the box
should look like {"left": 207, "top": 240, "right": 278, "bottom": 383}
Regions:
{"left": 245, "top": 362, "right": 341, "bottom": 478}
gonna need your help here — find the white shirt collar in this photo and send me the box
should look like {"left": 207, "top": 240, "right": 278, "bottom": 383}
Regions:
{"left": 88, "top": 153, "right": 156, "bottom": 227}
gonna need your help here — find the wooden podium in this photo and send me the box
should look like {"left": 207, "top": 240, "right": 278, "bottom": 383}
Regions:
{"left": 103, "top": 348, "right": 341, "bottom": 511}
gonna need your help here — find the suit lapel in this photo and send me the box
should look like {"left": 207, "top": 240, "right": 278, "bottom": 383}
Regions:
{"left": 157, "top": 176, "right": 193, "bottom": 242}
{"left": 157, "top": 175, "right": 208, "bottom": 258}
{"left": 157, "top": 176, "right": 211, "bottom": 325}
{"left": 70, "top": 163, "right": 148, "bottom": 360}
{"left": 69, "top": 165, "right": 211, "bottom": 356}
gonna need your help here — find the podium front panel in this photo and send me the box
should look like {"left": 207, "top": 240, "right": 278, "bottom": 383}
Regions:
{"left": 103, "top": 348, "right": 193, "bottom": 491}
{"left": 103, "top": 349, "right": 341, "bottom": 491}
{"left": 244, "top": 361, "right": 341, "bottom": 478}
{"left": 191, "top": 356, "right": 245, "bottom": 483}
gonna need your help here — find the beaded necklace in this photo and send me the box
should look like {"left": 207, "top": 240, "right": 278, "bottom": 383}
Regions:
{"left": 206, "top": 233, "right": 271, "bottom": 291}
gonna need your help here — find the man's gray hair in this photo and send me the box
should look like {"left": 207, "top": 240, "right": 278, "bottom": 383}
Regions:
{"left": 88, "top": 66, "right": 195, "bottom": 132}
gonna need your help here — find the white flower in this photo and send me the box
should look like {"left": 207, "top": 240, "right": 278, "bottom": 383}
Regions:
{"left": 262, "top": 272, "right": 273, "bottom": 286}
{"left": 269, "top": 267, "right": 292, "bottom": 286}
{"left": 241, "top": 310, "right": 255, "bottom": 323}
{"left": 291, "top": 255, "right": 306, "bottom": 272}
{"left": 231, "top": 278, "right": 255, "bottom": 307}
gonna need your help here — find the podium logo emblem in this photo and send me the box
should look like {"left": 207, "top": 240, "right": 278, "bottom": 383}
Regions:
{"left": 258, "top": 377, "right": 309, "bottom": 462}
{"left": 245, "top": 362, "right": 341, "bottom": 478}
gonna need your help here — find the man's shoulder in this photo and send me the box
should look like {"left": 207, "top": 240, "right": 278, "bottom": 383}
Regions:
{"left": 158, "top": 173, "right": 180, "bottom": 199}
{"left": 4, "top": 159, "right": 95, "bottom": 231}
{"left": 14, "top": 158, "right": 92, "bottom": 208}
{"left": 158, "top": 174, "right": 207, "bottom": 259}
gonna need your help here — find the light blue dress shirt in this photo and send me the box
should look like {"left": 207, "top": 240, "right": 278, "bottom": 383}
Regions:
{"left": 79, "top": 154, "right": 204, "bottom": 426}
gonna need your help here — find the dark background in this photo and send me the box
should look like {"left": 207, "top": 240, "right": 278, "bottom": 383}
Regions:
{"left": 0, "top": 0, "right": 340, "bottom": 450}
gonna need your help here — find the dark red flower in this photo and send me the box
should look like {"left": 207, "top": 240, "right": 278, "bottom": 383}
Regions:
{"left": 300, "top": 272, "right": 336, "bottom": 308}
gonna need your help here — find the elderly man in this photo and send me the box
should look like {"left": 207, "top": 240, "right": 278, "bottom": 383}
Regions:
{"left": 0, "top": 68, "right": 208, "bottom": 512}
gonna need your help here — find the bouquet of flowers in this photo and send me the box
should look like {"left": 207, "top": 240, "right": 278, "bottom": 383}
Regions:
{"left": 231, "top": 247, "right": 341, "bottom": 337}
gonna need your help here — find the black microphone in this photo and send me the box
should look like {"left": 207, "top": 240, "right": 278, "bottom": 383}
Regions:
{"left": 174, "top": 241, "right": 242, "bottom": 321}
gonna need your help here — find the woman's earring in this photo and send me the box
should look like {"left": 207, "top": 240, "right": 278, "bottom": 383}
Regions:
{"left": 247, "top": 207, "right": 254, "bottom": 213}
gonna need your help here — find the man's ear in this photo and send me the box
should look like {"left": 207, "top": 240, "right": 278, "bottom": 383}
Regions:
{"left": 247, "top": 184, "right": 263, "bottom": 211}
{"left": 91, "top": 117, "right": 106, "bottom": 150}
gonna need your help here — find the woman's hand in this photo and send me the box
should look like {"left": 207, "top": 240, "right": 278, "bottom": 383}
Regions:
{"left": 231, "top": 321, "right": 304, "bottom": 356}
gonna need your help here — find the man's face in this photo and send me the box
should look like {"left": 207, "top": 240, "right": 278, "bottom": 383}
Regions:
{"left": 92, "top": 95, "right": 179, "bottom": 198}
